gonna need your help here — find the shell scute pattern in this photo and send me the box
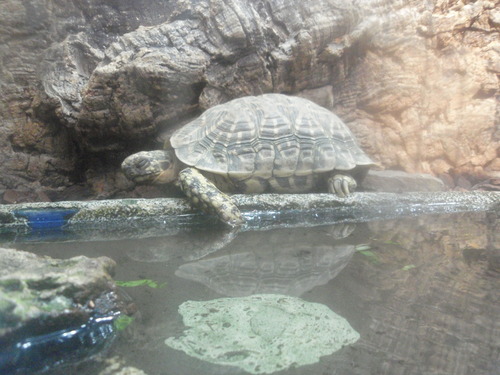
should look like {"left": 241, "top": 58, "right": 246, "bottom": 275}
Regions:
{"left": 254, "top": 143, "right": 275, "bottom": 179}
{"left": 227, "top": 144, "right": 256, "bottom": 175}
{"left": 273, "top": 139, "right": 300, "bottom": 177}
{"left": 171, "top": 94, "right": 372, "bottom": 180}
{"left": 260, "top": 115, "right": 292, "bottom": 141}
{"left": 295, "top": 140, "right": 315, "bottom": 175}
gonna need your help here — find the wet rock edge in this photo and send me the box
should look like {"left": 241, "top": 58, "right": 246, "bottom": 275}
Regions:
{"left": 0, "top": 192, "right": 498, "bottom": 231}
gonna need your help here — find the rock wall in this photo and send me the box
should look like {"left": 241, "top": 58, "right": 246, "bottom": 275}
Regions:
{"left": 332, "top": 0, "right": 500, "bottom": 186}
{"left": 0, "top": 0, "right": 498, "bottom": 201}
{"left": 0, "top": 0, "right": 178, "bottom": 201}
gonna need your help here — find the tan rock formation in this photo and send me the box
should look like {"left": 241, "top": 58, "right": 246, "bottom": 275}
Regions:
{"left": 332, "top": 1, "right": 499, "bottom": 184}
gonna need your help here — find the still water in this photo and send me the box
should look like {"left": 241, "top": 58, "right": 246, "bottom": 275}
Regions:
{"left": 12, "top": 209, "right": 500, "bottom": 375}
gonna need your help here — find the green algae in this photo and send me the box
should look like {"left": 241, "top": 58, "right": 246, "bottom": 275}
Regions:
{"left": 0, "top": 284, "right": 72, "bottom": 326}
{"left": 115, "top": 279, "right": 166, "bottom": 288}
{"left": 114, "top": 315, "right": 135, "bottom": 331}
{"left": 165, "top": 294, "right": 360, "bottom": 374}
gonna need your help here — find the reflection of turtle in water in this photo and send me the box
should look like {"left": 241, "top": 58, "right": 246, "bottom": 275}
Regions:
{"left": 174, "top": 224, "right": 358, "bottom": 297}
{"left": 122, "top": 94, "right": 374, "bottom": 226}
{"left": 176, "top": 243, "right": 356, "bottom": 297}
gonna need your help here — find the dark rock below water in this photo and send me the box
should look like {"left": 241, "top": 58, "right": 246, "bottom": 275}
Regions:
{"left": 0, "top": 248, "right": 117, "bottom": 336}
{"left": 0, "top": 248, "right": 130, "bottom": 374}
{"left": 98, "top": 357, "right": 149, "bottom": 375}
{"left": 363, "top": 170, "right": 446, "bottom": 193}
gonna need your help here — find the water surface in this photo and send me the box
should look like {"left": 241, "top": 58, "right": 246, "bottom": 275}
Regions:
{"left": 13, "top": 210, "right": 500, "bottom": 375}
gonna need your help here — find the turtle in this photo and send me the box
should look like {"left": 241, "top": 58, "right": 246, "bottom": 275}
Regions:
{"left": 121, "top": 94, "right": 374, "bottom": 226}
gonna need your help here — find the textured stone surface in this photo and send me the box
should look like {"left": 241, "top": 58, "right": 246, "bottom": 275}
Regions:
{"left": 0, "top": 0, "right": 498, "bottom": 201}
{"left": 363, "top": 170, "right": 446, "bottom": 192}
{"left": 74, "top": 0, "right": 367, "bottom": 152}
{"left": 165, "top": 294, "right": 360, "bottom": 374}
{"left": 331, "top": 0, "right": 499, "bottom": 184}
{"left": 0, "top": 247, "right": 116, "bottom": 337}
{"left": 0, "top": 0, "right": 177, "bottom": 200}
{"left": 98, "top": 357, "right": 149, "bottom": 375}
{"left": 0, "top": 192, "right": 497, "bottom": 245}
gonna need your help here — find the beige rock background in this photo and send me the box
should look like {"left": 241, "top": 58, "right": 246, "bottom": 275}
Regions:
{"left": 332, "top": 0, "right": 499, "bottom": 186}
{"left": 0, "top": 0, "right": 498, "bottom": 202}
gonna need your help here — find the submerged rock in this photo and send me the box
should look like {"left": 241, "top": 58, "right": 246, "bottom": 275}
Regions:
{"left": 0, "top": 248, "right": 116, "bottom": 337}
{"left": 165, "top": 294, "right": 360, "bottom": 374}
{"left": 98, "top": 356, "right": 149, "bottom": 375}
{"left": 0, "top": 247, "right": 128, "bottom": 374}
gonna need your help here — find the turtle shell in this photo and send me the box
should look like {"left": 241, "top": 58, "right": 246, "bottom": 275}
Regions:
{"left": 170, "top": 94, "right": 373, "bottom": 179}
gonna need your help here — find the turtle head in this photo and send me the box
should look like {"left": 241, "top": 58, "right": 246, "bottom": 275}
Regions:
{"left": 121, "top": 149, "right": 179, "bottom": 184}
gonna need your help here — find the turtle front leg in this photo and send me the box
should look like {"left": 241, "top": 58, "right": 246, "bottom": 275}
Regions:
{"left": 327, "top": 174, "right": 357, "bottom": 198}
{"left": 178, "top": 168, "right": 244, "bottom": 226}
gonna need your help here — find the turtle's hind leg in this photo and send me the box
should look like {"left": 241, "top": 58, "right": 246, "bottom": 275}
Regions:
{"left": 178, "top": 168, "right": 244, "bottom": 226}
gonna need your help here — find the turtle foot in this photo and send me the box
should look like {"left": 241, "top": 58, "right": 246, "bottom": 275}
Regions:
{"left": 328, "top": 174, "right": 357, "bottom": 198}
{"left": 179, "top": 168, "right": 244, "bottom": 226}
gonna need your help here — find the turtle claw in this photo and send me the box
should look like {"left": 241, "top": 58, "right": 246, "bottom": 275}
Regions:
{"left": 179, "top": 168, "right": 244, "bottom": 226}
{"left": 329, "top": 174, "right": 357, "bottom": 197}
{"left": 333, "top": 179, "right": 345, "bottom": 198}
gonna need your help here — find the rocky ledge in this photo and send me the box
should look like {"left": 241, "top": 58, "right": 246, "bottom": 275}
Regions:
{"left": 0, "top": 192, "right": 497, "bottom": 237}
{"left": 0, "top": 248, "right": 134, "bottom": 374}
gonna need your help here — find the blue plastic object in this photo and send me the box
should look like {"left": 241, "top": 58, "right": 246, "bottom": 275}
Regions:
{"left": 0, "top": 314, "right": 118, "bottom": 375}
{"left": 13, "top": 209, "right": 79, "bottom": 230}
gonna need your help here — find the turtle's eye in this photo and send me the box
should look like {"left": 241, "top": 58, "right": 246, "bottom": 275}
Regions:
{"left": 160, "top": 161, "right": 171, "bottom": 170}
